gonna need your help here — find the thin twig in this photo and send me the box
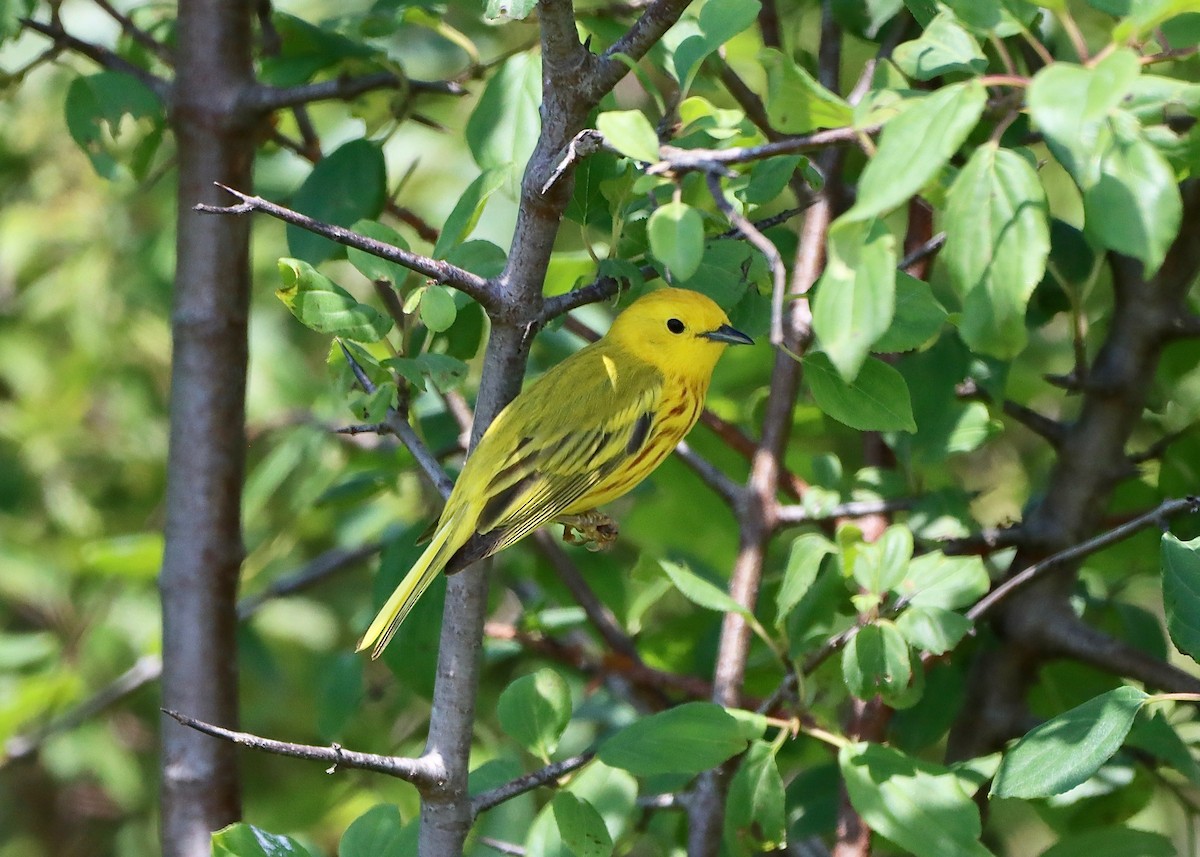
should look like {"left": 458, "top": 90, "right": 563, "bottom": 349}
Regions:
{"left": 704, "top": 171, "right": 788, "bottom": 347}
{"left": 1129, "top": 424, "right": 1199, "bottom": 465}
{"left": 479, "top": 838, "right": 526, "bottom": 856}
{"left": 245, "top": 73, "right": 466, "bottom": 113}
{"left": 471, "top": 752, "right": 595, "bottom": 816}
{"left": 897, "top": 232, "right": 946, "bottom": 271}
{"left": 4, "top": 655, "right": 163, "bottom": 763}
{"left": 337, "top": 343, "right": 455, "bottom": 499}
{"left": 21, "top": 18, "right": 172, "bottom": 101}
{"left": 967, "top": 496, "right": 1200, "bottom": 623}
{"left": 92, "top": 0, "right": 174, "bottom": 64}
{"left": 237, "top": 542, "right": 382, "bottom": 617}
{"left": 675, "top": 440, "right": 744, "bottom": 507}
{"left": 774, "top": 496, "right": 915, "bottom": 527}
{"left": 3, "top": 542, "right": 380, "bottom": 765}
{"left": 532, "top": 532, "right": 643, "bottom": 663}
{"left": 196, "top": 184, "right": 494, "bottom": 308}
{"left": 651, "top": 124, "right": 878, "bottom": 174}
{"left": 163, "top": 710, "right": 443, "bottom": 786}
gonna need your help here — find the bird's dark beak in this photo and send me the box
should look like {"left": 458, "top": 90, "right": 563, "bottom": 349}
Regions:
{"left": 701, "top": 324, "right": 754, "bottom": 346}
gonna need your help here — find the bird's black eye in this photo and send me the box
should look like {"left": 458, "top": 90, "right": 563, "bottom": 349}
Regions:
{"left": 666, "top": 318, "right": 685, "bottom": 334}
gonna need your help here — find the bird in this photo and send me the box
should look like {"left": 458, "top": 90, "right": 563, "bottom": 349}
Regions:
{"left": 357, "top": 287, "right": 753, "bottom": 658}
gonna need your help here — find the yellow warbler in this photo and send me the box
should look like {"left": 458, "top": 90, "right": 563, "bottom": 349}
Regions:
{"left": 358, "top": 287, "right": 753, "bottom": 657}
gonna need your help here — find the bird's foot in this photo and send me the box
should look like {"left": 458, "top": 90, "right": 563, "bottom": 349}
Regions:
{"left": 558, "top": 511, "right": 619, "bottom": 552}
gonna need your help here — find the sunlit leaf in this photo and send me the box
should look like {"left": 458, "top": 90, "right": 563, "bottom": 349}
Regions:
{"left": 991, "top": 687, "right": 1148, "bottom": 799}
{"left": 497, "top": 669, "right": 573, "bottom": 760}
{"left": 598, "top": 702, "right": 750, "bottom": 776}
{"left": 840, "top": 743, "right": 994, "bottom": 857}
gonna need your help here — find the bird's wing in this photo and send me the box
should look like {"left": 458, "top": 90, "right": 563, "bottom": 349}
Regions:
{"left": 470, "top": 347, "right": 664, "bottom": 553}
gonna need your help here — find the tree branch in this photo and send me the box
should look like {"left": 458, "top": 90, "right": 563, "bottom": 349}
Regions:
{"left": 675, "top": 440, "right": 745, "bottom": 507}
{"left": 244, "top": 73, "right": 466, "bottom": 113}
{"left": 704, "top": 171, "right": 789, "bottom": 347}
{"left": 586, "top": 0, "right": 693, "bottom": 102}
{"left": 3, "top": 542, "right": 380, "bottom": 766}
{"left": 966, "top": 496, "right": 1200, "bottom": 623}
{"left": 651, "top": 124, "right": 877, "bottom": 173}
{"left": 21, "top": 17, "right": 173, "bottom": 102}
{"left": 163, "top": 710, "right": 444, "bottom": 788}
{"left": 531, "top": 532, "right": 643, "bottom": 663}
{"left": 471, "top": 752, "right": 596, "bottom": 816}
{"left": 195, "top": 184, "right": 495, "bottom": 308}
{"left": 775, "top": 496, "right": 916, "bottom": 528}
{"left": 92, "top": 0, "right": 174, "bottom": 65}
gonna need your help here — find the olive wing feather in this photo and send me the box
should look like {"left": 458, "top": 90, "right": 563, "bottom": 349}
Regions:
{"left": 470, "top": 347, "right": 664, "bottom": 551}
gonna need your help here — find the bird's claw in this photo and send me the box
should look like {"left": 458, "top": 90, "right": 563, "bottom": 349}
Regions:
{"left": 559, "top": 511, "right": 619, "bottom": 552}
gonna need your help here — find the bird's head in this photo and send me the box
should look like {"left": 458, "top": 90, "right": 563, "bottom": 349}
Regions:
{"left": 605, "top": 287, "right": 754, "bottom": 378}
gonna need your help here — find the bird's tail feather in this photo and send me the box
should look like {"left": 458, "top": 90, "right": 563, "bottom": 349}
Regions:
{"left": 356, "top": 520, "right": 461, "bottom": 659}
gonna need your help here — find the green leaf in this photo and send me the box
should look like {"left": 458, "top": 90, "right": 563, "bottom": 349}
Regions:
{"left": 831, "top": 0, "right": 904, "bottom": 39}
{"left": 893, "top": 10, "right": 988, "bottom": 80}
{"left": 0, "top": 632, "right": 57, "bottom": 670}
{"left": 1038, "top": 827, "right": 1175, "bottom": 857}
{"left": 761, "top": 48, "right": 854, "bottom": 134}
{"left": 338, "top": 804, "right": 415, "bottom": 857}
{"left": 0, "top": 0, "right": 35, "bottom": 40}
{"left": 648, "top": 202, "right": 705, "bottom": 281}
{"left": 943, "top": 144, "right": 1049, "bottom": 359}
{"left": 842, "top": 621, "right": 913, "bottom": 703}
{"left": 385, "top": 353, "right": 469, "bottom": 393}
{"left": 1027, "top": 49, "right": 1141, "bottom": 186}
{"left": 552, "top": 793, "right": 613, "bottom": 857}
{"left": 432, "top": 170, "right": 505, "bottom": 259}
{"left": 851, "top": 525, "right": 913, "bottom": 596}
{"left": 276, "top": 258, "right": 393, "bottom": 341}
{"left": 873, "top": 272, "right": 947, "bottom": 353}
{"left": 598, "top": 702, "right": 751, "bottom": 776}
{"left": 466, "top": 52, "right": 542, "bottom": 191}
{"left": 346, "top": 220, "right": 411, "bottom": 286}
{"left": 596, "top": 110, "right": 661, "bottom": 163}
{"left": 1128, "top": 709, "right": 1200, "bottom": 786}
{"left": 315, "top": 653, "right": 363, "bottom": 740}
{"left": 738, "top": 155, "right": 805, "bottom": 206}
{"left": 1161, "top": 533, "right": 1200, "bottom": 662}
{"left": 287, "top": 140, "right": 386, "bottom": 265}
{"left": 445, "top": 239, "right": 508, "bottom": 279}
{"left": 895, "top": 553, "right": 989, "bottom": 610}
{"left": 673, "top": 0, "right": 762, "bottom": 91}
{"left": 660, "top": 559, "right": 750, "bottom": 619}
{"left": 1082, "top": 112, "right": 1182, "bottom": 275}
{"left": 812, "top": 218, "right": 897, "bottom": 381}
{"left": 840, "top": 743, "right": 995, "bottom": 857}
{"left": 419, "top": 286, "right": 458, "bottom": 333}
{"left": 804, "top": 352, "right": 917, "bottom": 432}
{"left": 724, "top": 741, "right": 787, "bottom": 855}
{"left": 260, "top": 13, "right": 377, "bottom": 86}
{"left": 776, "top": 533, "right": 836, "bottom": 627}
{"left": 896, "top": 605, "right": 972, "bottom": 655}
{"left": 497, "top": 669, "right": 573, "bottom": 760}
{"left": 79, "top": 533, "right": 164, "bottom": 580}
{"left": 674, "top": 240, "right": 758, "bottom": 307}
{"left": 212, "top": 823, "right": 312, "bottom": 857}
{"left": 847, "top": 81, "right": 987, "bottom": 221}
{"left": 64, "top": 72, "right": 164, "bottom": 181}
{"left": 900, "top": 0, "right": 939, "bottom": 25}
{"left": 991, "top": 686, "right": 1149, "bottom": 799}
{"left": 941, "top": 0, "right": 1038, "bottom": 36}
{"left": 485, "top": 0, "right": 538, "bottom": 21}
{"left": 1113, "top": 0, "right": 1200, "bottom": 40}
